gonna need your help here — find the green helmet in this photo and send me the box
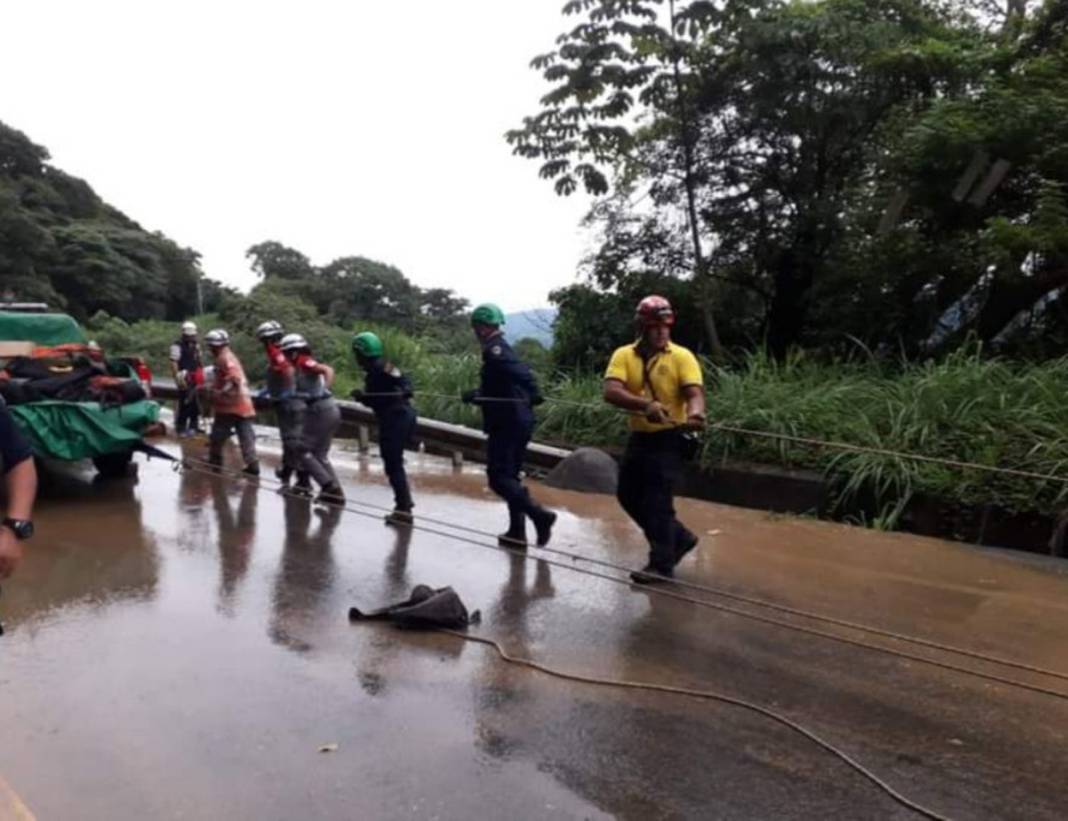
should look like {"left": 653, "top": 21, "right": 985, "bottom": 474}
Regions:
{"left": 351, "top": 331, "right": 384, "bottom": 359}
{"left": 471, "top": 303, "right": 506, "bottom": 327}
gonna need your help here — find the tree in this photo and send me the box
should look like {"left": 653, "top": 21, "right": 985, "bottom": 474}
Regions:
{"left": 246, "top": 241, "right": 316, "bottom": 281}
{"left": 509, "top": 0, "right": 986, "bottom": 359}
{"left": 507, "top": 0, "right": 729, "bottom": 358}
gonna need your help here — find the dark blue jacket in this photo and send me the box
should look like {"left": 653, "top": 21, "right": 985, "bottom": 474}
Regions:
{"left": 476, "top": 333, "right": 541, "bottom": 433}
{"left": 362, "top": 360, "right": 413, "bottom": 417}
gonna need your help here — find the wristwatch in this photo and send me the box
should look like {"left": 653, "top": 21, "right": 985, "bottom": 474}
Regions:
{"left": 1, "top": 518, "right": 33, "bottom": 540}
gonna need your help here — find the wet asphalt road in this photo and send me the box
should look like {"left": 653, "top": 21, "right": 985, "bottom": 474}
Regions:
{"left": 1, "top": 432, "right": 1067, "bottom": 820}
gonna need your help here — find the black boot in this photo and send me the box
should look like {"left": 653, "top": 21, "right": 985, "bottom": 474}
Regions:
{"left": 630, "top": 563, "right": 674, "bottom": 585}
{"left": 498, "top": 507, "right": 528, "bottom": 549}
{"left": 532, "top": 508, "right": 557, "bottom": 547}
{"left": 385, "top": 509, "right": 414, "bottom": 527}
{"left": 208, "top": 453, "right": 223, "bottom": 473}
{"left": 242, "top": 460, "right": 260, "bottom": 477}
{"left": 291, "top": 472, "right": 313, "bottom": 497}
{"left": 673, "top": 530, "right": 699, "bottom": 566}
{"left": 275, "top": 465, "right": 292, "bottom": 485}
{"left": 316, "top": 482, "right": 345, "bottom": 504}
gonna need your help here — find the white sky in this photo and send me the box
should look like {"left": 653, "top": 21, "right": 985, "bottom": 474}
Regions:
{"left": 0, "top": 0, "right": 592, "bottom": 312}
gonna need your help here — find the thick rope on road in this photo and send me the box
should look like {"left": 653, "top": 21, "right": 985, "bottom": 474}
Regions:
{"left": 441, "top": 629, "right": 953, "bottom": 821}
{"left": 176, "top": 455, "right": 1068, "bottom": 700}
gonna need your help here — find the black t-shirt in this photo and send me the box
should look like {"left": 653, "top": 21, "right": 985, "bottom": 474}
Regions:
{"left": 0, "top": 397, "right": 33, "bottom": 474}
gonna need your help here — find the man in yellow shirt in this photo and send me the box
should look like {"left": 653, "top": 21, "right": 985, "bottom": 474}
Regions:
{"left": 603, "top": 295, "right": 706, "bottom": 583}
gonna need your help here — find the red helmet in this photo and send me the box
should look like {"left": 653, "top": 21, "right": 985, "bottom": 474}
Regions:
{"left": 635, "top": 295, "right": 675, "bottom": 327}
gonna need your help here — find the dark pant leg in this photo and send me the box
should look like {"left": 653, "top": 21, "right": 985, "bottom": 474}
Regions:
{"left": 616, "top": 444, "right": 648, "bottom": 533}
{"left": 617, "top": 434, "right": 681, "bottom": 571}
{"left": 486, "top": 427, "right": 536, "bottom": 519}
{"left": 186, "top": 391, "right": 200, "bottom": 432}
{"left": 176, "top": 389, "right": 193, "bottom": 433}
{"left": 379, "top": 408, "right": 415, "bottom": 511}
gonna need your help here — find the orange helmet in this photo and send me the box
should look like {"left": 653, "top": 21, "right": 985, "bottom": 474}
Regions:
{"left": 635, "top": 295, "right": 675, "bottom": 327}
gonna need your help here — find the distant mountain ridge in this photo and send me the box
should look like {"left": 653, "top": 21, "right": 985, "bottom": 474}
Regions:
{"left": 504, "top": 308, "right": 556, "bottom": 346}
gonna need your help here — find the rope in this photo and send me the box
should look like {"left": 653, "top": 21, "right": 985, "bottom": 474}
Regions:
{"left": 440, "top": 629, "right": 953, "bottom": 821}
{"left": 175, "top": 455, "right": 1068, "bottom": 700}
{"left": 390, "top": 391, "right": 1068, "bottom": 486}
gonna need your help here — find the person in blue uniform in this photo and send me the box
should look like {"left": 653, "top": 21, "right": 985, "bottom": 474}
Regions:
{"left": 462, "top": 304, "right": 556, "bottom": 548}
{"left": 350, "top": 331, "right": 418, "bottom": 526}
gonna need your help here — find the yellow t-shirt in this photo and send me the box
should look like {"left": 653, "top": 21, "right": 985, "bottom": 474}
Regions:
{"left": 604, "top": 342, "right": 704, "bottom": 432}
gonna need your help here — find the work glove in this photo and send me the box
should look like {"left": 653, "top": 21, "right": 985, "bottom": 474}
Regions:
{"left": 531, "top": 393, "right": 545, "bottom": 407}
{"left": 461, "top": 389, "right": 478, "bottom": 404}
{"left": 350, "top": 389, "right": 365, "bottom": 402}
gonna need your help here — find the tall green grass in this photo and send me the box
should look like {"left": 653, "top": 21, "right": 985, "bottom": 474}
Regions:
{"left": 96, "top": 314, "right": 1068, "bottom": 524}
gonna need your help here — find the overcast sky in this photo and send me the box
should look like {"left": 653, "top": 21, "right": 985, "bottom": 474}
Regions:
{"left": 1, "top": 1, "right": 593, "bottom": 311}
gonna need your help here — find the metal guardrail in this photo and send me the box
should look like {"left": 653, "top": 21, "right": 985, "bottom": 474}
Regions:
{"left": 150, "top": 381, "right": 571, "bottom": 470}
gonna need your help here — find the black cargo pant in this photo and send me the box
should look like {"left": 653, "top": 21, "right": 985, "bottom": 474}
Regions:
{"left": 617, "top": 430, "right": 695, "bottom": 572}
{"left": 486, "top": 417, "right": 544, "bottom": 534}
{"left": 378, "top": 405, "right": 416, "bottom": 511}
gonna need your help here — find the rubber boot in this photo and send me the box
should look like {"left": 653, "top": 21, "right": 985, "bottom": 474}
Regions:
{"left": 275, "top": 465, "right": 292, "bottom": 486}
{"left": 208, "top": 452, "right": 223, "bottom": 474}
{"left": 242, "top": 460, "right": 260, "bottom": 477}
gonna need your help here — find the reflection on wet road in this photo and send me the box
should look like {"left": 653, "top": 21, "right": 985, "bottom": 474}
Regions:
{"left": 1, "top": 438, "right": 1067, "bottom": 820}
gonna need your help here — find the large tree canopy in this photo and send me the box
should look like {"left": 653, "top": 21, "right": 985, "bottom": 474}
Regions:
{"left": 513, "top": 0, "right": 1068, "bottom": 362}
{"left": 0, "top": 120, "right": 226, "bottom": 321}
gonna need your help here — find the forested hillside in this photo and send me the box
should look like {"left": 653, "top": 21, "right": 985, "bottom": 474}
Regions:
{"left": 0, "top": 121, "right": 232, "bottom": 320}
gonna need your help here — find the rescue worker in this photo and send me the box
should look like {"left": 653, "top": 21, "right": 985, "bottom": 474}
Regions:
{"left": 603, "top": 295, "right": 706, "bottom": 584}
{"left": 462, "top": 303, "right": 556, "bottom": 548}
{"left": 350, "top": 331, "right": 416, "bottom": 525}
{"left": 255, "top": 320, "right": 306, "bottom": 489}
{"left": 204, "top": 329, "right": 259, "bottom": 476}
{"left": 169, "top": 321, "right": 203, "bottom": 437}
{"left": 0, "top": 397, "right": 37, "bottom": 579}
{"left": 280, "top": 333, "right": 343, "bottom": 503}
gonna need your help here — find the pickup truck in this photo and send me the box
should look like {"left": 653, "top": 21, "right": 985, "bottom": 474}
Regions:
{"left": 0, "top": 305, "right": 162, "bottom": 477}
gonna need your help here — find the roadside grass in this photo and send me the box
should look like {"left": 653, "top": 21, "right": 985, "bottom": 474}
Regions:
{"left": 94, "top": 314, "right": 1068, "bottom": 524}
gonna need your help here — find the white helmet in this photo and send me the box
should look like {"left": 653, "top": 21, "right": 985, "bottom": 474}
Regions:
{"left": 279, "top": 333, "right": 308, "bottom": 352}
{"left": 255, "top": 320, "right": 284, "bottom": 341}
{"left": 181, "top": 321, "right": 198, "bottom": 337}
{"left": 204, "top": 328, "right": 230, "bottom": 347}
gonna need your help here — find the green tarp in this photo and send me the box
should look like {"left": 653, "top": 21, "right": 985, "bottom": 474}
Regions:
{"left": 9, "top": 400, "right": 159, "bottom": 460}
{"left": 0, "top": 312, "right": 87, "bottom": 346}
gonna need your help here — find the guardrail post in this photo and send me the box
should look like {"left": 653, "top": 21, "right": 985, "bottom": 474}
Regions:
{"left": 357, "top": 424, "right": 370, "bottom": 453}
{"left": 451, "top": 450, "right": 464, "bottom": 469}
